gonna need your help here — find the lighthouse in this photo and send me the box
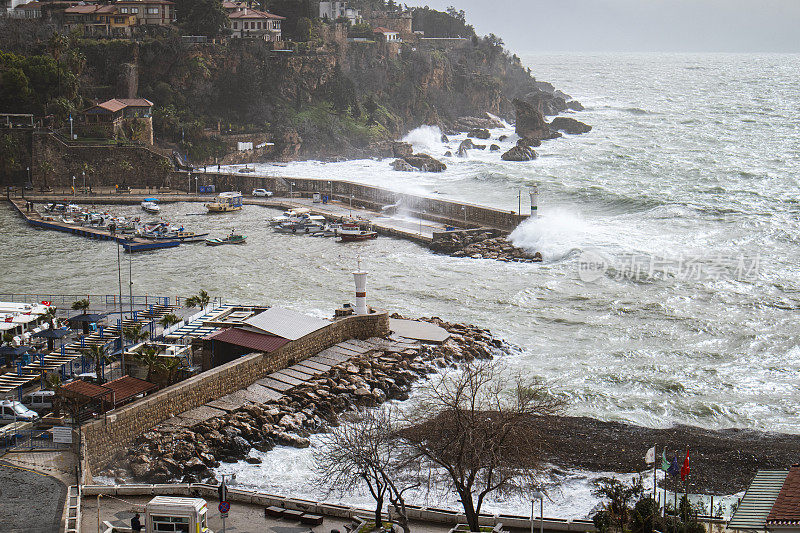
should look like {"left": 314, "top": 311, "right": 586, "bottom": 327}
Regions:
{"left": 353, "top": 258, "right": 368, "bottom": 315}
{"left": 529, "top": 184, "right": 539, "bottom": 217}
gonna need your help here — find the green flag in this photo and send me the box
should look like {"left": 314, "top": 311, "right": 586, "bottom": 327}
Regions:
{"left": 660, "top": 449, "right": 671, "bottom": 472}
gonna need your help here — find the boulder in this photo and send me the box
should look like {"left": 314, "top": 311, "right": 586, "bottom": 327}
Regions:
{"left": 441, "top": 134, "right": 449, "bottom": 143}
{"left": 550, "top": 116, "right": 592, "bottom": 134}
{"left": 566, "top": 100, "right": 585, "bottom": 111}
{"left": 490, "top": 144, "right": 501, "bottom": 152}
{"left": 498, "top": 135, "right": 508, "bottom": 141}
{"left": 513, "top": 99, "right": 554, "bottom": 142}
{"left": 457, "top": 139, "right": 474, "bottom": 157}
{"left": 455, "top": 115, "right": 504, "bottom": 132}
{"left": 402, "top": 153, "right": 446, "bottom": 172}
{"left": 501, "top": 145, "right": 538, "bottom": 162}
{"left": 392, "top": 159, "right": 415, "bottom": 172}
{"left": 443, "top": 151, "right": 453, "bottom": 157}
{"left": 517, "top": 137, "right": 542, "bottom": 148}
{"left": 392, "top": 141, "right": 413, "bottom": 158}
{"left": 467, "top": 128, "right": 491, "bottom": 140}
{"left": 273, "top": 129, "right": 302, "bottom": 161}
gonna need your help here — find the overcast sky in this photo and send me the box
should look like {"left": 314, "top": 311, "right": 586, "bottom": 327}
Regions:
{"left": 403, "top": 0, "right": 800, "bottom": 53}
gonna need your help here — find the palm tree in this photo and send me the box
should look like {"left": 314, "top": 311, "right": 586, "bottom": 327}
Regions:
{"left": 44, "top": 372, "right": 63, "bottom": 417}
{"left": 2, "top": 331, "right": 16, "bottom": 368}
{"left": 44, "top": 306, "right": 59, "bottom": 329}
{"left": 184, "top": 290, "right": 210, "bottom": 310}
{"left": 81, "top": 344, "right": 114, "bottom": 384}
{"left": 122, "top": 324, "right": 149, "bottom": 348}
{"left": 133, "top": 344, "right": 161, "bottom": 382}
{"left": 71, "top": 299, "right": 90, "bottom": 313}
{"left": 158, "top": 313, "right": 181, "bottom": 330}
{"left": 159, "top": 357, "right": 182, "bottom": 386}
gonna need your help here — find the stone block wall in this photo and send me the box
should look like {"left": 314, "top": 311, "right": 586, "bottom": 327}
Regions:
{"left": 186, "top": 172, "right": 528, "bottom": 230}
{"left": 81, "top": 311, "right": 389, "bottom": 476}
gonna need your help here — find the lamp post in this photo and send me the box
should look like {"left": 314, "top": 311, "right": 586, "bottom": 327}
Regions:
{"left": 349, "top": 194, "right": 354, "bottom": 217}
{"left": 531, "top": 490, "right": 544, "bottom": 533}
{"left": 69, "top": 114, "right": 73, "bottom": 140}
{"left": 82, "top": 170, "right": 85, "bottom": 196}
{"left": 194, "top": 176, "right": 198, "bottom": 196}
{"left": 290, "top": 181, "right": 296, "bottom": 199}
{"left": 518, "top": 189, "right": 522, "bottom": 215}
{"left": 72, "top": 176, "right": 76, "bottom": 197}
{"left": 461, "top": 206, "right": 467, "bottom": 226}
{"left": 188, "top": 171, "right": 192, "bottom": 195}
{"left": 328, "top": 180, "right": 332, "bottom": 202}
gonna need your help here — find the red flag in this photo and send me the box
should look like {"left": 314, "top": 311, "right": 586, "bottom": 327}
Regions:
{"left": 4, "top": 316, "right": 12, "bottom": 323}
{"left": 41, "top": 301, "right": 51, "bottom": 306}
{"left": 681, "top": 449, "right": 690, "bottom": 482}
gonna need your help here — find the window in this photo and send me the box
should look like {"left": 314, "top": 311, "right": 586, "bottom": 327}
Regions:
{"left": 147, "top": 7, "right": 159, "bottom": 14}
{"left": 233, "top": 22, "right": 237, "bottom": 29}
{"left": 130, "top": 7, "right": 138, "bottom": 13}
{"left": 120, "top": 7, "right": 128, "bottom": 12}
{"left": 151, "top": 515, "right": 190, "bottom": 532}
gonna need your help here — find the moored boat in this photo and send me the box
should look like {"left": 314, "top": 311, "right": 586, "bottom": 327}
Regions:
{"left": 338, "top": 223, "right": 378, "bottom": 242}
{"left": 141, "top": 199, "right": 161, "bottom": 214}
{"left": 205, "top": 231, "right": 247, "bottom": 246}
{"left": 205, "top": 192, "right": 243, "bottom": 213}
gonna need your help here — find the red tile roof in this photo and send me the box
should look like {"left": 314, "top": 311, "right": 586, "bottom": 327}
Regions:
{"left": 209, "top": 327, "right": 289, "bottom": 353}
{"left": 117, "top": 98, "right": 154, "bottom": 107}
{"left": 65, "top": 4, "right": 101, "bottom": 14}
{"left": 15, "top": 2, "right": 43, "bottom": 9}
{"left": 103, "top": 375, "right": 157, "bottom": 404}
{"left": 61, "top": 379, "right": 111, "bottom": 400}
{"left": 373, "top": 27, "right": 397, "bottom": 34}
{"left": 96, "top": 99, "right": 127, "bottom": 112}
{"left": 228, "top": 8, "right": 284, "bottom": 20}
{"left": 767, "top": 465, "right": 800, "bottom": 525}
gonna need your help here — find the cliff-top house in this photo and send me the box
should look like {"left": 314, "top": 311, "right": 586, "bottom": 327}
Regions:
{"left": 228, "top": 8, "right": 284, "bottom": 42}
{"left": 373, "top": 27, "right": 400, "bottom": 42}
{"left": 319, "top": 1, "right": 361, "bottom": 25}
{"left": 81, "top": 98, "right": 154, "bottom": 145}
{"left": 63, "top": 4, "right": 137, "bottom": 36}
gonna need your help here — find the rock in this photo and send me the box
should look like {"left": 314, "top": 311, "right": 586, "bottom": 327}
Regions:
{"left": 392, "top": 159, "right": 415, "bottom": 172}
{"left": 467, "top": 128, "right": 491, "bottom": 140}
{"left": 184, "top": 457, "right": 207, "bottom": 473}
{"left": 228, "top": 435, "right": 250, "bottom": 458}
{"left": 472, "top": 144, "right": 486, "bottom": 150}
{"left": 517, "top": 137, "right": 542, "bottom": 148}
{"left": 498, "top": 135, "right": 508, "bottom": 141}
{"left": 566, "top": 100, "right": 585, "bottom": 111}
{"left": 457, "top": 139, "right": 474, "bottom": 157}
{"left": 402, "top": 153, "right": 446, "bottom": 172}
{"left": 550, "top": 116, "right": 592, "bottom": 134}
{"left": 273, "top": 129, "right": 302, "bottom": 161}
{"left": 443, "top": 151, "right": 453, "bottom": 157}
{"left": 245, "top": 456, "right": 262, "bottom": 464}
{"left": 455, "top": 115, "right": 504, "bottom": 132}
{"left": 441, "top": 134, "right": 449, "bottom": 143}
{"left": 513, "top": 98, "right": 552, "bottom": 141}
{"left": 501, "top": 145, "right": 538, "bottom": 162}
{"left": 272, "top": 431, "right": 310, "bottom": 448}
{"left": 490, "top": 144, "right": 501, "bottom": 152}
{"left": 392, "top": 141, "right": 413, "bottom": 158}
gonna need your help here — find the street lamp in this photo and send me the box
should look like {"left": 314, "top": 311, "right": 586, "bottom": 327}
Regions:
{"left": 328, "top": 180, "right": 332, "bottom": 202}
{"left": 194, "top": 176, "right": 198, "bottom": 195}
{"left": 531, "top": 490, "right": 544, "bottom": 533}
{"left": 349, "top": 194, "right": 354, "bottom": 217}
{"left": 82, "top": 170, "right": 86, "bottom": 196}
{"left": 188, "top": 171, "right": 192, "bottom": 195}
{"left": 462, "top": 206, "right": 467, "bottom": 226}
{"left": 72, "top": 176, "right": 76, "bottom": 197}
{"left": 290, "top": 181, "right": 296, "bottom": 199}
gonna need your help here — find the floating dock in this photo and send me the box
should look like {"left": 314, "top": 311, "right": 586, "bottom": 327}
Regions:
{"left": 8, "top": 198, "right": 180, "bottom": 253}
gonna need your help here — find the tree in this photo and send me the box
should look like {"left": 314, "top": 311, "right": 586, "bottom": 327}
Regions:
{"left": 182, "top": 0, "right": 229, "bottom": 38}
{"left": 71, "top": 299, "right": 90, "bottom": 313}
{"left": 400, "top": 361, "right": 564, "bottom": 532}
{"left": 123, "top": 324, "right": 150, "bottom": 347}
{"left": 81, "top": 344, "right": 114, "bottom": 384}
{"left": 159, "top": 356, "right": 182, "bottom": 385}
{"left": 592, "top": 477, "right": 645, "bottom": 533}
{"left": 295, "top": 17, "right": 313, "bottom": 42}
{"left": 184, "top": 289, "right": 210, "bottom": 309}
{"left": 317, "top": 407, "right": 416, "bottom": 533}
{"left": 158, "top": 313, "right": 181, "bottom": 330}
{"left": 133, "top": 344, "right": 161, "bottom": 382}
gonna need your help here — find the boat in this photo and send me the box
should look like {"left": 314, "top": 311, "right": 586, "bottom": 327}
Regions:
{"left": 338, "top": 223, "right": 377, "bottom": 242}
{"left": 141, "top": 199, "right": 161, "bottom": 214}
{"left": 205, "top": 231, "right": 247, "bottom": 246}
{"left": 268, "top": 208, "right": 310, "bottom": 226}
{"left": 205, "top": 192, "right": 243, "bottom": 213}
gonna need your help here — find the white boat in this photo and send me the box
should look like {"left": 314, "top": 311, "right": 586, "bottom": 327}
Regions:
{"left": 205, "top": 192, "right": 243, "bottom": 213}
{"left": 268, "top": 208, "right": 310, "bottom": 226}
{"left": 141, "top": 200, "right": 161, "bottom": 214}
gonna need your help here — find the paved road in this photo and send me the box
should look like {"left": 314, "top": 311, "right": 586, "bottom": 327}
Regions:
{"left": 0, "top": 460, "right": 66, "bottom": 533}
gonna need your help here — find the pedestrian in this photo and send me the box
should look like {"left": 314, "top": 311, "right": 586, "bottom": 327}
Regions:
{"left": 131, "top": 513, "right": 142, "bottom": 532}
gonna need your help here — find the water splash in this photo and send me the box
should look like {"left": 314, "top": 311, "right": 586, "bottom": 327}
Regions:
{"left": 402, "top": 125, "right": 444, "bottom": 154}
{"left": 509, "top": 209, "right": 608, "bottom": 261}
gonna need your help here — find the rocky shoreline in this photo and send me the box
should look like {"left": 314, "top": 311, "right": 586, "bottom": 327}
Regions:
{"left": 431, "top": 230, "right": 542, "bottom": 263}
{"left": 105, "top": 317, "right": 506, "bottom": 485}
{"left": 102, "top": 317, "right": 799, "bottom": 497}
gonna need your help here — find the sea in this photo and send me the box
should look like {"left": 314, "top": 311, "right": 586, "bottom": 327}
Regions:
{"left": 4, "top": 52, "right": 799, "bottom": 516}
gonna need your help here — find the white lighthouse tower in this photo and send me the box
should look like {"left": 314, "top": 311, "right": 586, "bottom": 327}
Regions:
{"left": 353, "top": 258, "right": 368, "bottom": 315}
{"left": 529, "top": 184, "right": 539, "bottom": 217}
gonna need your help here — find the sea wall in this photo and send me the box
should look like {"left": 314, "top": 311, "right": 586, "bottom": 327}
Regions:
{"left": 176, "top": 171, "right": 527, "bottom": 231}
{"left": 81, "top": 311, "right": 389, "bottom": 477}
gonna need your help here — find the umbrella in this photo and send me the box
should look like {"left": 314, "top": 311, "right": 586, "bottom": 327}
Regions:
{"left": 32, "top": 328, "right": 71, "bottom": 351}
{"left": 0, "top": 345, "right": 31, "bottom": 366}
{"left": 67, "top": 313, "right": 107, "bottom": 335}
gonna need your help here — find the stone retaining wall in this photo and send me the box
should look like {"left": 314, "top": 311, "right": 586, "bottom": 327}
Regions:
{"left": 81, "top": 311, "right": 389, "bottom": 477}
{"left": 177, "top": 172, "right": 527, "bottom": 231}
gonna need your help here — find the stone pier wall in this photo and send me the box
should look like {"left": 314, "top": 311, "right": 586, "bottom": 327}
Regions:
{"left": 81, "top": 311, "right": 389, "bottom": 477}
{"left": 176, "top": 172, "right": 528, "bottom": 231}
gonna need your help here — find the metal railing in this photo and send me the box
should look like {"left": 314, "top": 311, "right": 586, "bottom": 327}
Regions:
{"left": 0, "top": 293, "right": 224, "bottom": 309}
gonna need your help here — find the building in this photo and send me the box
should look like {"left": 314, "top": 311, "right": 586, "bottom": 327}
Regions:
{"left": 319, "top": 1, "right": 361, "bottom": 25}
{"left": 11, "top": 1, "right": 41, "bottom": 18}
{"left": 729, "top": 465, "right": 800, "bottom": 533}
{"left": 222, "top": 0, "right": 247, "bottom": 15}
{"left": 81, "top": 98, "right": 154, "bottom": 145}
{"left": 114, "top": 0, "right": 176, "bottom": 26}
{"left": 63, "top": 4, "right": 137, "bottom": 36}
{"left": 1, "top": 0, "right": 26, "bottom": 15}
{"left": 228, "top": 8, "right": 284, "bottom": 42}
{"left": 373, "top": 27, "right": 400, "bottom": 42}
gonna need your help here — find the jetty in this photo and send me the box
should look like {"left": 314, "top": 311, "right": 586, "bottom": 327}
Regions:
{"left": 7, "top": 198, "right": 180, "bottom": 252}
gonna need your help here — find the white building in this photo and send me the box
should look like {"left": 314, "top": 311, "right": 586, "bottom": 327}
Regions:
{"left": 1, "top": 0, "right": 26, "bottom": 15}
{"left": 319, "top": 1, "right": 361, "bottom": 25}
{"left": 228, "top": 8, "right": 284, "bottom": 42}
{"left": 373, "top": 27, "right": 400, "bottom": 42}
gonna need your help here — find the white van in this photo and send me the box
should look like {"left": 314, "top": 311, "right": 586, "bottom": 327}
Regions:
{"left": 146, "top": 496, "right": 212, "bottom": 533}
{"left": 0, "top": 400, "right": 39, "bottom": 424}
{"left": 22, "top": 390, "right": 55, "bottom": 412}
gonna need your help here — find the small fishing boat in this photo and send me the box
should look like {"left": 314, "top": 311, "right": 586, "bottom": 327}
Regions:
{"left": 205, "top": 231, "right": 247, "bottom": 246}
{"left": 141, "top": 198, "right": 161, "bottom": 214}
{"left": 205, "top": 192, "right": 243, "bottom": 213}
{"left": 268, "top": 208, "right": 310, "bottom": 226}
{"left": 338, "top": 230, "right": 378, "bottom": 242}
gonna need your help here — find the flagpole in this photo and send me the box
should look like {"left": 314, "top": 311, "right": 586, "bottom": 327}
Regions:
{"left": 653, "top": 443, "right": 657, "bottom": 504}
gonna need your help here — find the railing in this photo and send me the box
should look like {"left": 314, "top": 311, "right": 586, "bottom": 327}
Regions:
{"left": 0, "top": 293, "right": 224, "bottom": 310}
{"left": 64, "top": 484, "right": 81, "bottom": 533}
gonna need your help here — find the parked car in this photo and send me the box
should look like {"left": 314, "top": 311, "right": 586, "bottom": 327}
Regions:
{"left": 22, "top": 390, "right": 55, "bottom": 413}
{"left": 0, "top": 400, "right": 40, "bottom": 424}
{"left": 252, "top": 189, "right": 273, "bottom": 197}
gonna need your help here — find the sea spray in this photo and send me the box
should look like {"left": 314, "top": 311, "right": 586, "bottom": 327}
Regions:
{"left": 509, "top": 208, "right": 606, "bottom": 261}
{"left": 402, "top": 125, "right": 445, "bottom": 154}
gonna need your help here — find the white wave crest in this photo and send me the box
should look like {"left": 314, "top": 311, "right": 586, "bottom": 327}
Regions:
{"left": 402, "top": 125, "right": 444, "bottom": 154}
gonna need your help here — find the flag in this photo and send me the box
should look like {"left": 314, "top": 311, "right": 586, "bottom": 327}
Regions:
{"left": 4, "top": 316, "right": 12, "bottom": 323}
{"left": 667, "top": 454, "right": 680, "bottom": 478}
{"left": 660, "top": 449, "right": 671, "bottom": 472}
{"left": 645, "top": 446, "right": 656, "bottom": 464}
{"left": 681, "top": 449, "right": 690, "bottom": 482}
{"left": 41, "top": 301, "right": 51, "bottom": 306}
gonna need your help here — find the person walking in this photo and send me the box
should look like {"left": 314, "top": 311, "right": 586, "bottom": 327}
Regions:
{"left": 131, "top": 513, "right": 142, "bottom": 532}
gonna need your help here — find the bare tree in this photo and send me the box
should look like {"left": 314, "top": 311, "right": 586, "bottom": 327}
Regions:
{"left": 400, "top": 360, "right": 564, "bottom": 533}
{"left": 316, "top": 407, "right": 418, "bottom": 533}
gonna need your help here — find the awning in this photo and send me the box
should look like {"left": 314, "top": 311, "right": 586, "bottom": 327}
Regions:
{"left": 103, "top": 376, "right": 157, "bottom": 404}
{"left": 66, "top": 313, "right": 106, "bottom": 324}
{"left": 209, "top": 327, "right": 289, "bottom": 353}
{"left": 0, "top": 345, "right": 32, "bottom": 356}
{"left": 32, "top": 328, "right": 70, "bottom": 339}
